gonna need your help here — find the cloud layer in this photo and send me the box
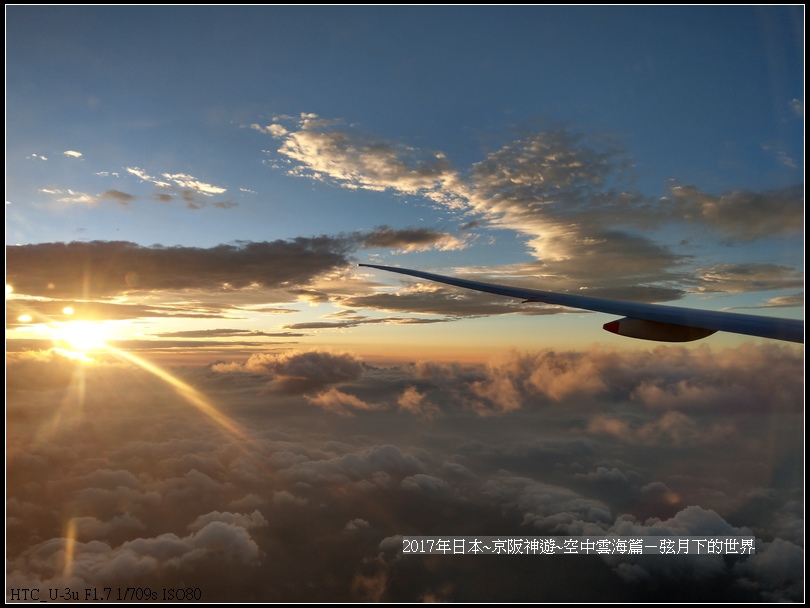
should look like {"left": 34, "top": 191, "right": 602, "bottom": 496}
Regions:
{"left": 7, "top": 342, "right": 802, "bottom": 601}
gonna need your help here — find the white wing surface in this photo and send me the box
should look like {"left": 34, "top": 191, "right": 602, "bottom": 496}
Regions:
{"left": 360, "top": 264, "right": 804, "bottom": 344}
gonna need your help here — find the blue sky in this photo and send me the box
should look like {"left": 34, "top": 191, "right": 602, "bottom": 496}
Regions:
{"left": 5, "top": 7, "right": 805, "bottom": 601}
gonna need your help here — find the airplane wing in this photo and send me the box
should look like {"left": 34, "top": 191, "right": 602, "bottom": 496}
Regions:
{"left": 359, "top": 263, "right": 804, "bottom": 344}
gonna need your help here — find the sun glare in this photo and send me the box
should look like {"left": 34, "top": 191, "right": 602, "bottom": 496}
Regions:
{"left": 52, "top": 321, "right": 111, "bottom": 353}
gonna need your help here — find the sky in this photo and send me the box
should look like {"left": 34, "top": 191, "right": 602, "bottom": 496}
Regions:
{"left": 5, "top": 6, "right": 805, "bottom": 602}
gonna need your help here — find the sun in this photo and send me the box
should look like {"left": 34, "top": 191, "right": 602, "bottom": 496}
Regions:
{"left": 51, "top": 321, "right": 111, "bottom": 353}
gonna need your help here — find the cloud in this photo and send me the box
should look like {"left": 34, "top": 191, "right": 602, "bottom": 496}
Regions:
{"left": 251, "top": 122, "right": 289, "bottom": 137}
{"left": 759, "top": 293, "right": 804, "bottom": 308}
{"left": 162, "top": 173, "right": 226, "bottom": 196}
{"left": 154, "top": 328, "right": 300, "bottom": 338}
{"left": 5, "top": 298, "right": 242, "bottom": 330}
{"left": 9, "top": 520, "right": 264, "bottom": 589}
{"left": 788, "top": 98, "right": 803, "bottom": 117}
{"left": 40, "top": 188, "right": 97, "bottom": 205}
{"left": 124, "top": 167, "right": 231, "bottom": 208}
{"left": 6, "top": 238, "right": 354, "bottom": 298}
{"left": 396, "top": 386, "right": 440, "bottom": 419}
{"left": 409, "top": 348, "right": 607, "bottom": 413}
{"left": 340, "top": 282, "right": 568, "bottom": 318}
{"left": 126, "top": 166, "right": 170, "bottom": 187}
{"left": 280, "top": 444, "right": 424, "bottom": 488}
{"left": 601, "top": 507, "right": 751, "bottom": 580}
{"left": 693, "top": 263, "right": 804, "bottom": 293}
{"left": 665, "top": 184, "right": 804, "bottom": 241}
{"left": 734, "top": 538, "right": 805, "bottom": 600}
{"left": 213, "top": 349, "right": 364, "bottom": 395}
{"left": 187, "top": 510, "right": 267, "bottom": 532}
{"left": 306, "top": 387, "right": 377, "bottom": 416}
{"left": 6, "top": 339, "right": 803, "bottom": 601}
{"left": 99, "top": 190, "right": 136, "bottom": 206}
{"left": 267, "top": 119, "right": 680, "bottom": 288}
{"left": 39, "top": 187, "right": 135, "bottom": 207}
{"left": 345, "top": 518, "right": 370, "bottom": 532}
{"left": 267, "top": 113, "right": 463, "bottom": 207}
{"left": 6, "top": 349, "right": 86, "bottom": 392}
{"left": 586, "top": 411, "right": 737, "bottom": 447}
{"left": 7, "top": 226, "right": 477, "bottom": 302}
{"left": 459, "top": 131, "right": 694, "bottom": 291}
{"left": 63, "top": 150, "right": 83, "bottom": 158}
{"left": 358, "top": 226, "right": 468, "bottom": 252}
{"left": 484, "top": 475, "right": 613, "bottom": 535}
{"left": 407, "top": 343, "right": 803, "bottom": 416}
{"left": 283, "top": 316, "right": 448, "bottom": 330}
{"left": 272, "top": 490, "right": 307, "bottom": 506}
{"left": 260, "top": 115, "right": 802, "bottom": 302}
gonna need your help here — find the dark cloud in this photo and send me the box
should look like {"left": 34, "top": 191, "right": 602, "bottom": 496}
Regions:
{"left": 665, "top": 184, "right": 804, "bottom": 241}
{"left": 154, "top": 328, "right": 302, "bottom": 339}
{"left": 283, "top": 316, "right": 448, "bottom": 330}
{"left": 357, "top": 263, "right": 688, "bottom": 319}
{"left": 6, "top": 224, "right": 491, "bottom": 301}
{"left": 6, "top": 298, "right": 232, "bottom": 327}
{"left": 693, "top": 263, "right": 804, "bottom": 293}
{"left": 733, "top": 538, "right": 805, "bottom": 601}
{"left": 6, "top": 349, "right": 84, "bottom": 392}
{"left": 526, "top": 229, "right": 684, "bottom": 287}
{"left": 213, "top": 349, "right": 364, "bottom": 394}
{"left": 341, "top": 285, "right": 569, "bottom": 318}
{"left": 286, "top": 287, "right": 332, "bottom": 304}
{"left": 357, "top": 226, "right": 467, "bottom": 252}
{"left": 6, "top": 238, "right": 354, "bottom": 298}
{"left": 99, "top": 189, "right": 137, "bottom": 206}
{"left": 247, "top": 307, "right": 299, "bottom": 314}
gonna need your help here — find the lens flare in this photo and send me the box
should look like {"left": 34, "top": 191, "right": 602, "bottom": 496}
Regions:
{"left": 107, "top": 346, "right": 249, "bottom": 441}
{"left": 63, "top": 518, "right": 77, "bottom": 580}
{"left": 52, "top": 321, "right": 110, "bottom": 353}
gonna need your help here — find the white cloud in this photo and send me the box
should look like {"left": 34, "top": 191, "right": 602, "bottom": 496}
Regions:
{"left": 162, "top": 173, "right": 226, "bottom": 196}
{"left": 251, "top": 123, "right": 288, "bottom": 137}
{"left": 126, "top": 166, "right": 171, "bottom": 188}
